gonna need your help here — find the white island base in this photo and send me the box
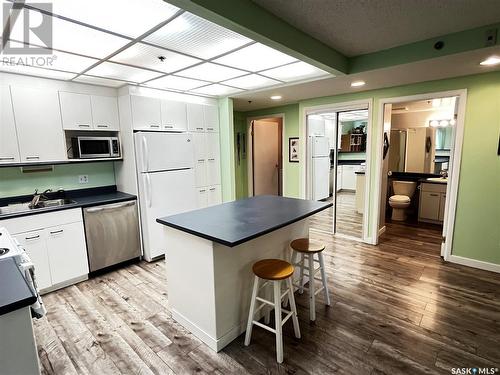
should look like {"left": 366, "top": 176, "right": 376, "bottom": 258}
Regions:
{"left": 163, "top": 218, "right": 309, "bottom": 351}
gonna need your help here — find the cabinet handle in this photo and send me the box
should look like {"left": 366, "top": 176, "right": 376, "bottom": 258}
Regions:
{"left": 197, "top": 159, "right": 205, "bottom": 162}
{"left": 199, "top": 189, "right": 206, "bottom": 193}
{"left": 209, "top": 188, "right": 216, "bottom": 191}
{"left": 150, "top": 125, "right": 160, "bottom": 128}
{"left": 49, "top": 229, "right": 64, "bottom": 235}
{"left": 25, "top": 234, "right": 40, "bottom": 240}
{"left": 207, "top": 127, "right": 214, "bottom": 131}
{"left": 78, "top": 124, "right": 91, "bottom": 128}
{"left": 196, "top": 127, "right": 203, "bottom": 130}
{"left": 0, "top": 156, "right": 14, "bottom": 160}
{"left": 96, "top": 125, "right": 108, "bottom": 128}
{"left": 430, "top": 193, "right": 439, "bottom": 197}
{"left": 165, "top": 125, "right": 174, "bottom": 129}
{"left": 26, "top": 156, "right": 39, "bottom": 160}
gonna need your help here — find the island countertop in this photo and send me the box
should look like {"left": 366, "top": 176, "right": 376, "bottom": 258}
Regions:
{"left": 157, "top": 195, "right": 332, "bottom": 247}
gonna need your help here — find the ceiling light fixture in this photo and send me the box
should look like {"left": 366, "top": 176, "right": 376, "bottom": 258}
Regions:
{"left": 270, "top": 95, "right": 282, "bottom": 100}
{"left": 479, "top": 56, "right": 500, "bottom": 66}
{"left": 351, "top": 80, "right": 365, "bottom": 87}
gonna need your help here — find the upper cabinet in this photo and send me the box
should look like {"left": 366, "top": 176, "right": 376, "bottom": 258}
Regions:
{"left": 204, "top": 105, "right": 219, "bottom": 133}
{"left": 161, "top": 100, "right": 187, "bottom": 132}
{"left": 10, "top": 86, "right": 66, "bottom": 163}
{"left": 0, "top": 86, "right": 21, "bottom": 163}
{"left": 131, "top": 95, "right": 162, "bottom": 131}
{"left": 187, "top": 103, "right": 205, "bottom": 132}
{"left": 59, "top": 92, "right": 119, "bottom": 131}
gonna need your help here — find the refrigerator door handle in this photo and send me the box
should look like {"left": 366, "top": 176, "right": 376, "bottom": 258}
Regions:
{"left": 145, "top": 173, "right": 152, "bottom": 207}
{"left": 142, "top": 135, "right": 149, "bottom": 172}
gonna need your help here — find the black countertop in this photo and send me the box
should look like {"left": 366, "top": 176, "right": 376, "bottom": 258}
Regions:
{"left": 157, "top": 195, "right": 332, "bottom": 247}
{"left": 0, "top": 258, "right": 37, "bottom": 316}
{"left": 0, "top": 186, "right": 136, "bottom": 220}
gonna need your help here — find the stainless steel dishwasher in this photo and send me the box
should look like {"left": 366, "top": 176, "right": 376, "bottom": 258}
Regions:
{"left": 83, "top": 200, "right": 141, "bottom": 272}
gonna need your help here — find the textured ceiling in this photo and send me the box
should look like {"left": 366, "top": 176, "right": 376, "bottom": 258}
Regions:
{"left": 251, "top": 0, "right": 500, "bottom": 56}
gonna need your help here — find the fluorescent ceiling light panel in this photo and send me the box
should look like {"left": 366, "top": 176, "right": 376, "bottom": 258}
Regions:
{"left": 8, "top": 9, "right": 129, "bottom": 58}
{"left": 72, "top": 75, "right": 127, "bottom": 88}
{"left": 213, "top": 43, "right": 296, "bottom": 72}
{"left": 111, "top": 43, "right": 201, "bottom": 73}
{"left": 146, "top": 75, "right": 208, "bottom": 91}
{"left": 144, "top": 12, "right": 252, "bottom": 59}
{"left": 222, "top": 74, "right": 281, "bottom": 90}
{"left": 261, "top": 61, "right": 329, "bottom": 82}
{"left": 0, "top": 64, "right": 76, "bottom": 80}
{"left": 177, "top": 62, "right": 246, "bottom": 82}
{"left": 86, "top": 61, "right": 162, "bottom": 83}
{"left": 191, "top": 84, "right": 243, "bottom": 96}
{"left": 29, "top": 0, "right": 180, "bottom": 38}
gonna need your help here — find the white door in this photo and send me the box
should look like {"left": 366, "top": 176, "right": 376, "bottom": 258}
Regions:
{"left": 14, "top": 230, "right": 52, "bottom": 290}
{"left": 161, "top": 100, "right": 187, "bottom": 131}
{"left": 0, "top": 86, "right": 20, "bottom": 163}
{"left": 134, "top": 132, "right": 194, "bottom": 173}
{"left": 59, "top": 92, "right": 93, "bottom": 130}
{"left": 312, "top": 157, "right": 330, "bottom": 200}
{"left": 131, "top": 95, "right": 162, "bottom": 130}
{"left": 207, "top": 185, "right": 222, "bottom": 206}
{"left": 46, "top": 222, "right": 89, "bottom": 285}
{"left": 91, "top": 95, "right": 120, "bottom": 131}
{"left": 253, "top": 120, "right": 280, "bottom": 196}
{"left": 187, "top": 103, "right": 205, "bottom": 132}
{"left": 204, "top": 105, "right": 219, "bottom": 132}
{"left": 192, "top": 133, "right": 207, "bottom": 187}
{"left": 11, "top": 86, "right": 66, "bottom": 162}
{"left": 139, "top": 169, "right": 197, "bottom": 260}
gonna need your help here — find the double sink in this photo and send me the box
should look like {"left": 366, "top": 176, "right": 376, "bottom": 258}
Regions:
{"left": 0, "top": 198, "right": 77, "bottom": 215}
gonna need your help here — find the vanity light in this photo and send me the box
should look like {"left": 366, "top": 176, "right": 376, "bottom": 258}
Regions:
{"left": 450, "top": 119, "right": 456, "bottom": 125}
{"left": 270, "top": 95, "right": 282, "bottom": 100}
{"left": 430, "top": 120, "right": 439, "bottom": 127}
{"left": 351, "top": 80, "right": 365, "bottom": 87}
{"left": 480, "top": 56, "right": 500, "bottom": 66}
{"left": 439, "top": 120, "right": 449, "bottom": 127}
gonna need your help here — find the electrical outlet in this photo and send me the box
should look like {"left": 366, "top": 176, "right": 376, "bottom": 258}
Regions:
{"left": 485, "top": 28, "right": 497, "bottom": 47}
{"left": 78, "top": 175, "right": 89, "bottom": 184}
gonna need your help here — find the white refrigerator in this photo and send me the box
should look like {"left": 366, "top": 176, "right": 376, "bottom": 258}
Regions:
{"left": 134, "top": 132, "right": 197, "bottom": 261}
{"left": 311, "top": 136, "right": 330, "bottom": 201}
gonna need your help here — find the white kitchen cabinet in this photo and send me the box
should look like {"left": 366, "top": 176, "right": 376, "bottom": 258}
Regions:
{"left": 207, "top": 185, "right": 222, "bottom": 206}
{"left": 91, "top": 95, "right": 120, "bottom": 131}
{"left": 196, "top": 187, "right": 208, "bottom": 208}
{"left": 336, "top": 168, "right": 342, "bottom": 192}
{"left": 13, "top": 230, "right": 51, "bottom": 290}
{"left": 131, "top": 95, "right": 162, "bottom": 130}
{"left": 340, "top": 165, "right": 356, "bottom": 190}
{"left": 207, "top": 159, "right": 221, "bottom": 186}
{"left": 193, "top": 133, "right": 207, "bottom": 187}
{"left": 187, "top": 103, "right": 205, "bottom": 132}
{"left": 59, "top": 92, "right": 93, "bottom": 130}
{"left": 204, "top": 105, "right": 219, "bottom": 132}
{"left": 10, "top": 86, "right": 66, "bottom": 162}
{"left": 206, "top": 133, "right": 221, "bottom": 185}
{"left": 161, "top": 100, "right": 187, "bottom": 131}
{"left": 0, "top": 86, "right": 20, "bottom": 164}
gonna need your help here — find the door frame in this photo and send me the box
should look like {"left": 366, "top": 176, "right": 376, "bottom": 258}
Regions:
{"left": 246, "top": 114, "right": 285, "bottom": 197}
{"left": 301, "top": 99, "right": 373, "bottom": 243}
{"left": 374, "top": 89, "right": 467, "bottom": 261}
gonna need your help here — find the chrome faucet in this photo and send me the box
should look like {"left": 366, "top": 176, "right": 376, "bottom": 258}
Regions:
{"left": 440, "top": 170, "right": 448, "bottom": 178}
{"left": 29, "top": 189, "right": 52, "bottom": 208}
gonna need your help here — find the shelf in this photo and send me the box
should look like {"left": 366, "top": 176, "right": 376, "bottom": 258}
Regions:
{"left": 0, "top": 157, "right": 123, "bottom": 168}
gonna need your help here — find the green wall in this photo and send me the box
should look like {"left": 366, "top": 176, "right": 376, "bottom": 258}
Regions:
{"left": 232, "top": 71, "right": 500, "bottom": 265}
{"left": 0, "top": 162, "right": 116, "bottom": 197}
{"left": 234, "top": 111, "right": 248, "bottom": 199}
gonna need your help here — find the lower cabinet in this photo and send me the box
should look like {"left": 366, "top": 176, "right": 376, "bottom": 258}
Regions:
{"left": 2, "top": 208, "right": 89, "bottom": 293}
{"left": 196, "top": 185, "right": 222, "bottom": 208}
{"left": 418, "top": 183, "right": 447, "bottom": 223}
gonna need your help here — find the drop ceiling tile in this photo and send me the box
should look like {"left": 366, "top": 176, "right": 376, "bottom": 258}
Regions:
{"left": 29, "top": 0, "right": 179, "bottom": 38}
{"left": 176, "top": 63, "right": 246, "bottom": 82}
{"left": 260, "top": 61, "right": 330, "bottom": 82}
{"left": 111, "top": 43, "right": 201, "bottom": 73}
{"left": 214, "top": 43, "right": 296, "bottom": 72}
{"left": 86, "top": 62, "right": 163, "bottom": 83}
{"left": 8, "top": 8, "right": 130, "bottom": 58}
{"left": 190, "top": 84, "right": 243, "bottom": 97}
{"left": 73, "top": 75, "right": 127, "bottom": 88}
{"left": 0, "top": 64, "right": 76, "bottom": 80}
{"left": 146, "top": 75, "right": 207, "bottom": 91}
{"left": 144, "top": 12, "right": 252, "bottom": 59}
{"left": 222, "top": 74, "right": 281, "bottom": 90}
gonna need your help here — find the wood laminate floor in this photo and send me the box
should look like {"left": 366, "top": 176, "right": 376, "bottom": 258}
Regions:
{"left": 35, "top": 219, "right": 500, "bottom": 374}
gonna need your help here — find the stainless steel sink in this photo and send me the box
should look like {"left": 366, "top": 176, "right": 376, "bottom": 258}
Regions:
{"left": 0, "top": 203, "right": 32, "bottom": 215}
{"left": 37, "top": 198, "right": 76, "bottom": 208}
{"left": 0, "top": 198, "right": 77, "bottom": 215}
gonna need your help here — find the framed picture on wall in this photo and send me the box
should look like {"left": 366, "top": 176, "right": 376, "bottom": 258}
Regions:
{"left": 289, "top": 137, "right": 299, "bottom": 163}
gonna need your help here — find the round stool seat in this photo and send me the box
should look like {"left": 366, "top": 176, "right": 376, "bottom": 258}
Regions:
{"left": 252, "top": 259, "right": 294, "bottom": 280}
{"left": 290, "top": 238, "right": 325, "bottom": 253}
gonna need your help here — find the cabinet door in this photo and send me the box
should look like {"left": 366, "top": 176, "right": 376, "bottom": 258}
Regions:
{"left": 161, "top": 100, "right": 187, "bottom": 131}
{"left": 419, "top": 191, "right": 441, "bottom": 221}
{"left": 336, "top": 168, "right": 342, "bottom": 192}
{"left": 46, "top": 222, "right": 89, "bottom": 285}
{"left": 341, "top": 165, "right": 356, "bottom": 190}
{"left": 438, "top": 193, "right": 446, "bottom": 222}
{"left": 207, "top": 185, "right": 222, "bottom": 206}
{"left": 206, "top": 133, "right": 221, "bottom": 185}
{"left": 0, "top": 86, "right": 20, "bottom": 163}
{"left": 59, "top": 92, "right": 93, "bottom": 130}
{"left": 187, "top": 103, "right": 205, "bottom": 132}
{"left": 11, "top": 86, "right": 66, "bottom": 162}
{"left": 131, "top": 95, "right": 162, "bottom": 130}
{"left": 91, "top": 95, "right": 120, "bottom": 131}
{"left": 14, "top": 231, "right": 52, "bottom": 290}
{"left": 204, "top": 105, "right": 219, "bottom": 132}
{"left": 196, "top": 187, "right": 208, "bottom": 208}
{"left": 192, "top": 133, "right": 207, "bottom": 187}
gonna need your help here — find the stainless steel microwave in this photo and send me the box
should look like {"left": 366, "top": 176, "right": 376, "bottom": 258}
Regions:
{"left": 71, "top": 136, "right": 120, "bottom": 158}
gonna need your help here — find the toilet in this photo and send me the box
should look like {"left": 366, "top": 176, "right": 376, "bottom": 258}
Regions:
{"left": 389, "top": 181, "right": 417, "bottom": 221}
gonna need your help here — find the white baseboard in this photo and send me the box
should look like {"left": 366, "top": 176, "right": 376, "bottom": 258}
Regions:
{"left": 448, "top": 255, "right": 500, "bottom": 274}
{"left": 378, "top": 226, "right": 386, "bottom": 236}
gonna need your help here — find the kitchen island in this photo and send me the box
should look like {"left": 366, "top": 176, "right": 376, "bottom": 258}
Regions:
{"left": 157, "top": 195, "right": 331, "bottom": 351}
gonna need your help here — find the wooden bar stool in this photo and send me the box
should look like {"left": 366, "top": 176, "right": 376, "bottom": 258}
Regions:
{"left": 244, "top": 259, "right": 301, "bottom": 363}
{"left": 289, "top": 238, "right": 331, "bottom": 321}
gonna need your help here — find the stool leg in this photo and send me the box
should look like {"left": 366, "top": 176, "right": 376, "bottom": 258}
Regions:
{"left": 244, "top": 276, "right": 259, "bottom": 346}
{"left": 286, "top": 277, "right": 301, "bottom": 339}
{"left": 318, "top": 252, "right": 331, "bottom": 306}
{"left": 298, "top": 253, "right": 305, "bottom": 294}
{"left": 308, "top": 254, "right": 316, "bottom": 321}
{"left": 273, "top": 280, "right": 283, "bottom": 363}
{"left": 264, "top": 282, "right": 271, "bottom": 324}
{"left": 284, "top": 250, "right": 298, "bottom": 307}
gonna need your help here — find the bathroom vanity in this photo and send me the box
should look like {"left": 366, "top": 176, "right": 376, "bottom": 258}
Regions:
{"left": 418, "top": 181, "right": 447, "bottom": 223}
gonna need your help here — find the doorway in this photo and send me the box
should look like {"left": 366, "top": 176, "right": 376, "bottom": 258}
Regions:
{"left": 249, "top": 117, "right": 283, "bottom": 196}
